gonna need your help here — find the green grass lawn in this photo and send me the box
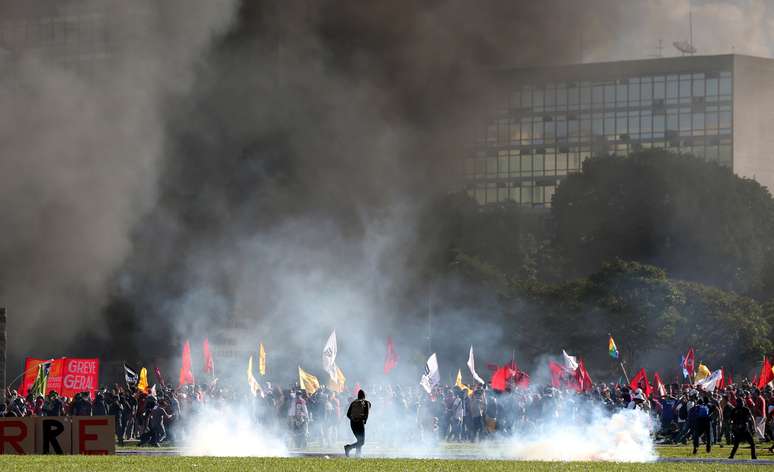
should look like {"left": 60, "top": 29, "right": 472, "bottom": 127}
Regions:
{"left": 0, "top": 456, "right": 767, "bottom": 472}
{"left": 112, "top": 441, "right": 773, "bottom": 460}
{"left": 656, "top": 443, "right": 767, "bottom": 460}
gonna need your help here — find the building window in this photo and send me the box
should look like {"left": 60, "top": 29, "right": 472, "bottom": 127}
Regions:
{"left": 693, "top": 113, "right": 705, "bottom": 135}
{"left": 719, "top": 75, "right": 732, "bottom": 96}
{"left": 510, "top": 183, "right": 521, "bottom": 203}
{"left": 498, "top": 150, "right": 509, "bottom": 177}
{"left": 719, "top": 111, "right": 732, "bottom": 130}
{"left": 509, "top": 150, "right": 520, "bottom": 177}
{"left": 707, "top": 78, "right": 718, "bottom": 96}
{"left": 692, "top": 78, "right": 705, "bottom": 97}
{"left": 486, "top": 157, "right": 498, "bottom": 177}
{"left": 654, "top": 77, "right": 666, "bottom": 99}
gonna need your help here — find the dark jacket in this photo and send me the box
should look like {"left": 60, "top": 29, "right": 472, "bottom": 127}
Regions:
{"left": 346, "top": 399, "right": 371, "bottom": 423}
{"left": 729, "top": 404, "right": 754, "bottom": 433}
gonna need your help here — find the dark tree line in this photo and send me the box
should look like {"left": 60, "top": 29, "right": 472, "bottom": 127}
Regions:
{"left": 430, "top": 150, "right": 774, "bottom": 375}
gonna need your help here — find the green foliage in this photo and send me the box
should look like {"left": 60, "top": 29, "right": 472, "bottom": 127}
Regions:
{"left": 429, "top": 193, "right": 557, "bottom": 282}
{"left": 675, "top": 281, "right": 773, "bottom": 369}
{"left": 433, "top": 150, "right": 774, "bottom": 371}
{"left": 552, "top": 150, "right": 774, "bottom": 295}
{"left": 450, "top": 256, "right": 769, "bottom": 372}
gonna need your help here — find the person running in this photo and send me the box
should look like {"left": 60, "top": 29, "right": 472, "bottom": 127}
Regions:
{"left": 728, "top": 392, "right": 757, "bottom": 460}
{"left": 344, "top": 389, "right": 371, "bottom": 457}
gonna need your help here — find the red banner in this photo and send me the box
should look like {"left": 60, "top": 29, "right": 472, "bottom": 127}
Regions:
{"left": 20, "top": 358, "right": 99, "bottom": 399}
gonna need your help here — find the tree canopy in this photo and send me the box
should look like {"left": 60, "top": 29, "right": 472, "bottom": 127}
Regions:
{"left": 551, "top": 149, "right": 774, "bottom": 296}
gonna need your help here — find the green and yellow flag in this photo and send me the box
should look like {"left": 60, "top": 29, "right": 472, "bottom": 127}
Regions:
{"left": 30, "top": 362, "right": 51, "bottom": 398}
{"left": 259, "top": 343, "right": 266, "bottom": 376}
{"left": 298, "top": 366, "right": 320, "bottom": 395}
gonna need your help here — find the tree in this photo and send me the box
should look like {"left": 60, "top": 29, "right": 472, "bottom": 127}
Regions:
{"left": 427, "top": 192, "right": 557, "bottom": 282}
{"left": 675, "top": 281, "right": 772, "bottom": 371}
{"left": 552, "top": 150, "right": 774, "bottom": 296}
{"left": 542, "top": 260, "right": 684, "bottom": 376}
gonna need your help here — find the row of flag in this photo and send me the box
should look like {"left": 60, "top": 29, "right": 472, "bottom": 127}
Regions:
{"left": 260, "top": 331, "right": 774, "bottom": 398}
{"left": 294, "top": 331, "right": 401, "bottom": 397}
{"left": 123, "top": 338, "right": 230, "bottom": 395}
{"left": 609, "top": 336, "right": 774, "bottom": 390}
{"left": 421, "top": 346, "right": 533, "bottom": 395}
{"left": 118, "top": 332, "right": 772, "bottom": 399}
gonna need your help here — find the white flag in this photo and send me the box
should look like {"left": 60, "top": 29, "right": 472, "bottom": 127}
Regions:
{"left": 696, "top": 369, "right": 723, "bottom": 392}
{"left": 467, "top": 346, "right": 485, "bottom": 385}
{"left": 322, "top": 330, "right": 338, "bottom": 382}
{"left": 562, "top": 350, "right": 578, "bottom": 371}
{"left": 420, "top": 353, "right": 440, "bottom": 394}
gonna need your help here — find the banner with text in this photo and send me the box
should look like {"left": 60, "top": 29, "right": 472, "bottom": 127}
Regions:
{"left": 20, "top": 358, "right": 99, "bottom": 399}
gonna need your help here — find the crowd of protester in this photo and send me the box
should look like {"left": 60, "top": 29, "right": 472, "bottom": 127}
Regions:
{"left": 1, "top": 377, "right": 772, "bottom": 459}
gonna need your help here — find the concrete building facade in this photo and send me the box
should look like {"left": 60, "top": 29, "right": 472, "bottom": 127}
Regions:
{"left": 465, "top": 54, "right": 774, "bottom": 206}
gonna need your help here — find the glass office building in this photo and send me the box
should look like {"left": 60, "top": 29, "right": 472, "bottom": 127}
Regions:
{"left": 466, "top": 55, "right": 774, "bottom": 207}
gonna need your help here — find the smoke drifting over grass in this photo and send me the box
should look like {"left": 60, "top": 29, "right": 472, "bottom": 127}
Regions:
{"left": 183, "top": 404, "right": 287, "bottom": 457}
{"left": 111, "top": 0, "right": 637, "bottom": 380}
{"left": 502, "top": 408, "right": 656, "bottom": 462}
{"left": 3, "top": 0, "right": 771, "bottom": 385}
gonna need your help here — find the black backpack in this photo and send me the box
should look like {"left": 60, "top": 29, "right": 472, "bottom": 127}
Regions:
{"left": 350, "top": 399, "right": 368, "bottom": 421}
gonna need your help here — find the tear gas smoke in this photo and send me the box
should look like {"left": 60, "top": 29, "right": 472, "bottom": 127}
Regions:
{"left": 501, "top": 408, "right": 656, "bottom": 462}
{"left": 183, "top": 404, "right": 287, "bottom": 457}
{"left": 2, "top": 0, "right": 769, "bottom": 411}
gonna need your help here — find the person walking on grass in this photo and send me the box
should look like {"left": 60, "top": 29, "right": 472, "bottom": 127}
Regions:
{"left": 344, "top": 390, "right": 370, "bottom": 457}
{"left": 728, "top": 392, "right": 757, "bottom": 460}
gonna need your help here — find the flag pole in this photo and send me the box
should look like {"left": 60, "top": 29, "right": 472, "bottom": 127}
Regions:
{"left": 619, "top": 360, "right": 630, "bottom": 384}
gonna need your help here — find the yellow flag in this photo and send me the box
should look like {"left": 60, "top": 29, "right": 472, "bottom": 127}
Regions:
{"left": 298, "top": 366, "right": 320, "bottom": 395}
{"left": 695, "top": 363, "right": 711, "bottom": 382}
{"left": 455, "top": 369, "right": 472, "bottom": 396}
{"left": 259, "top": 343, "right": 266, "bottom": 376}
{"left": 329, "top": 366, "right": 346, "bottom": 393}
{"left": 247, "top": 356, "right": 262, "bottom": 397}
{"left": 137, "top": 367, "right": 149, "bottom": 393}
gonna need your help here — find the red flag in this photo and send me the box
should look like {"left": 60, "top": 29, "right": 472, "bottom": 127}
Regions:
{"left": 726, "top": 369, "right": 733, "bottom": 387}
{"left": 548, "top": 360, "right": 567, "bottom": 388}
{"left": 203, "top": 338, "right": 215, "bottom": 376}
{"left": 757, "top": 357, "right": 773, "bottom": 389}
{"left": 574, "top": 359, "right": 593, "bottom": 392}
{"left": 630, "top": 368, "right": 652, "bottom": 397}
{"left": 353, "top": 382, "right": 361, "bottom": 397}
{"left": 383, "top": 336, "right": 398, "bottom": 374}
{"left": 514, "top": 370, "right": 530, "bottom": 389}
{"left": 491, "top": 367, "right": 508, "bottom": 392}
{"left": 154, "top": 366, "right": 166, "bottom": 388}
{"left": 718, "top": 369, "right": 725, "bottom": 390}
{"left": 653, "top": 372, "right": 667, "bottom": 397}
{"left": 179, "top": 340, "right": 195, "bottom": 386}
{"left": 683, "top": 348, "right": 695, "bottom": 376}
{"left": 508, "top": 363, "right": 530, "bottom": 389}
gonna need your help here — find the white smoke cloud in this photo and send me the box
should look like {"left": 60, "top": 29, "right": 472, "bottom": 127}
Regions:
{"left": 501, "top": 408, "right": 656, "bottom": 462}
{"left": 183, "top": 404, "right": 288, "bottom": 457}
